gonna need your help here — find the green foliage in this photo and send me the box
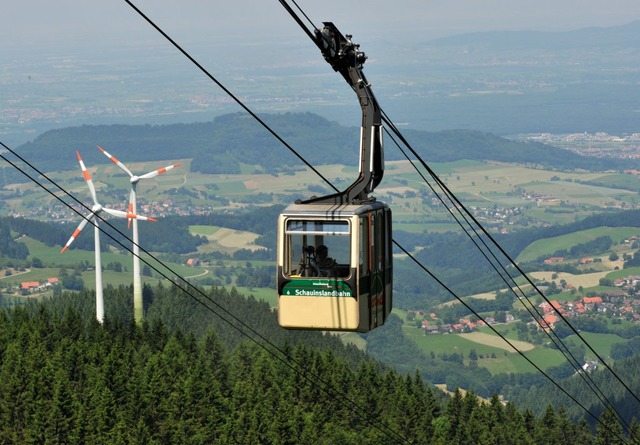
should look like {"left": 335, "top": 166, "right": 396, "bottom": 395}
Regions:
{"left": 0, "top": 218, "right": 29, "bottom": 260}
{"left": 611, "top": 336, "right": 640, "bottom": 360}
{"left": 545, "top": 235, "right": 613, "bottom": 261}
{"left": 61, "top": 274, "right": 84, "bottom": 291}
{"left": 510, "top": 353, "right": 640, "bottom": 431}
{"left": 0, "top": 285, "right": 629, "bottom": 443}
{"left": 624, "top": 251, "right": 640, "bottom": 269}
{"left": 366, "top": 315, "right": 497, "bottom": 397}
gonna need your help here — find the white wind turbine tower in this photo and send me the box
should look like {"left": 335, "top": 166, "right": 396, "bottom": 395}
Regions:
{"left": 97, "top": 145, "right": 181, "bottom": 325}
{"left": 61, "top": 151, "right": 156, "bottom": 323}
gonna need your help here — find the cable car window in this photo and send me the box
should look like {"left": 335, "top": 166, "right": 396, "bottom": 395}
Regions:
{"left": 370, "top": 213, "right": 377, "bottom": 272}
{"left": 376, "top": 212, "right": 384, "bottom": 270}
{"left": 385, "top": 210, "right": 391, "bottom": 267}
{"left": 285, "top": 219, "right": 350, "bottom": 278}
{"left": 359, "top": 217, "right": 368, "bottom": 273}
{"left": 286, "top": 220, "right": 349, "bottom": 235}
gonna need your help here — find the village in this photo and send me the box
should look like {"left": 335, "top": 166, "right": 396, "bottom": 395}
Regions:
{"left": 8, "top": 198, "right": 215, "bottom": 223}
{"left": 416, "top": 271, "right": 640, "bottom": 336}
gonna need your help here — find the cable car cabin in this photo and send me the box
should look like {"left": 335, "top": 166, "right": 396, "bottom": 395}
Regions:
{"left": 277, "top": 201, "right": 392, "bottom": 332}
{"left": 277, "top": 22, "right": 391, "bottom": 332}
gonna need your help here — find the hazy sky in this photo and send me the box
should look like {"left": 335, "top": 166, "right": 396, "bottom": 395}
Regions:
{"left": 3, "top": 0, "right": 639, "bottom": 146}
{"left": 5, "top": 0, "right": 640, "bottom": 47}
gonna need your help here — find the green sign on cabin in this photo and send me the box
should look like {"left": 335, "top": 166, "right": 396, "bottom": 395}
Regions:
{"left": 282, "top": 279, "right": 353, "bottom": 298}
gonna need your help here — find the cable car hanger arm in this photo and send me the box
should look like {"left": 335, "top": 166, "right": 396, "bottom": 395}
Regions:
{"left": 299, "top": 21, "right": 385, "bottom": 205}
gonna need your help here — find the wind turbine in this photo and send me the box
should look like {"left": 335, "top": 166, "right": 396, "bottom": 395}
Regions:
{"left": 61, "top": 151, "right": 156, "bottom": 323}
{"left": 97, "top": 145, "right": 180, "bottom": 325}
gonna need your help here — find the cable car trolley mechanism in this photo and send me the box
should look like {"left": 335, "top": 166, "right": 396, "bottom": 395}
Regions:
{"left": 277, "top": 22, "right": 392, "bottom": 332}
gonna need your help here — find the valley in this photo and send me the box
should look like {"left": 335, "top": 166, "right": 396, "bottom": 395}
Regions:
{"left": 3, "top": 139, "right": 640, "bottom": 389}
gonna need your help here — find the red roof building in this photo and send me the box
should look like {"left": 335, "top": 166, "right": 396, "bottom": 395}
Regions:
{"left": 21, "top": 281, "right": 40, "bottom": 290}
{"left": 583, "top": 296, "right": 603, "bottom": 305}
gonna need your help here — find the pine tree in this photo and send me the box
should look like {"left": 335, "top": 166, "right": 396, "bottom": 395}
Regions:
{"left": 629, "top": 418, "right": 640, "bottom": 445}
{"left": 595, "top": 406, "right": 625, "bottom": 445}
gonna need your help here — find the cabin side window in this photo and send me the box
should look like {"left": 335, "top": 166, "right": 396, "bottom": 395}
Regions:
{"left": 285, "top": 219, "right": 350, "bottom": 278}
{"left": 359, "top": 217, "right": 369, "bottom": 275}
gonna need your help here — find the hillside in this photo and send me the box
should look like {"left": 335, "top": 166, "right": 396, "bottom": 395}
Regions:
{"left": 4, "top": 117, "right": 640, "bottom": 434}
{"left": 429, "top": 20, "right": 640, "bottom": 52}
{"left": 0, "top": 284, "right": 628, "bottom": 443}
{"left": 7, "top": 112, "right": 628, "bottom": 187}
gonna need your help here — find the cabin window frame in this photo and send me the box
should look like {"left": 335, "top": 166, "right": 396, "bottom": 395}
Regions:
{"left": 284, "top": 218, "right": 351, "bottom": 278}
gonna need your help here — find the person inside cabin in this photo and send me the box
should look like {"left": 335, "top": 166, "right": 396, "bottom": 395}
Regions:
{"left": 313, "top": 244, "right": 337, "bottom": 276}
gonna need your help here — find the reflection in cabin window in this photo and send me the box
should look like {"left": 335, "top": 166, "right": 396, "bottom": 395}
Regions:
{"left": 285, "top": 220, "right": 350, "bottom": 278}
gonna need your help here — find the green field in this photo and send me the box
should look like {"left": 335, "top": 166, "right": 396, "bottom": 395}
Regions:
{"left": 401, "top": 320, "right": 630, "bottom": 376}
{"left": 6, "top": 158, "right": 640, "bottom": 238}
{"left": 404, "top": 326, "right": 508, "bottom": 358}
{"left": 605, "top": 266, "right": 640, "bottom": 281}
{"left": 403, "top": 324, "right": 567, "bottom": 375}
{"left": 21, "top": 237, "right": 134, "bottom": 268}
{"left": 565, "top": 332, "right": 627, "bottom": 362}
{"left": 188, "top": 225, "right": 264, "bottom": 255}
{"left": 235, "top": 286, "right": 277, "bottom": 306}
{"left": 516, "top": 226, "right": 640, "bottom": 263}
{"left": 1, "top": 235, "right": 198, "bottom": 292}
{"left": 189, "top": 225, "right": 221, "bottom": 236}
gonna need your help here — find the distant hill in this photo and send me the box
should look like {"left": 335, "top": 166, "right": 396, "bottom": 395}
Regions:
{"left": 10, "top": 112, "right": 627, "bottom": 183}
{"left": 384, "top": 21, "right": 640, "bottom": 134}
{"left": 429, "top": 20, "right": 640, "bottom": 52}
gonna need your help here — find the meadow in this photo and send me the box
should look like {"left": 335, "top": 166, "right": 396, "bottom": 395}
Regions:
{"left": 401, "top": 319, "right": 631, "bottom": 376}
{"left": 402, "top": 323, "right": 568, "bottom": 375}
{"left": 189, "top": 225, "right": 265, "bottom": 255}
{"left": 5, "top": 157, "right": 640, "bottom": 236}
{"left": 516, "top": 226, "right": 640, "bottom": 263}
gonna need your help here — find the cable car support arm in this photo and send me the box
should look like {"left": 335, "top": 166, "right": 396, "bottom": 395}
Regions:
{"left": 301, "top": 22, "right": 384, "bottom": 205}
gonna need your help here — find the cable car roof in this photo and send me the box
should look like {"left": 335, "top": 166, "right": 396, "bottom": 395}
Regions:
{"left": 281, "top": 201, "right": 388, "bottom": 217}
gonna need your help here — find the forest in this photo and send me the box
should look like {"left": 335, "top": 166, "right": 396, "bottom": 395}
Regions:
{"left": 0, "top": 284, "right": 637, "bottom": 444}
{"left": 4, "top": 112, "right": 631, "bottom": 188}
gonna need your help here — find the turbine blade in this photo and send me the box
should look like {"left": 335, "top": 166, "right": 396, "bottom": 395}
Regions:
{"left": 60, "top": 215, "right": 92, "bottom": 253}
{"left": 134, "top": 215, "right": 157, "bottom": 222}
{"left": 129, "top": 188, "right": 136, "bottom": 213}
{"left": 97, "top": 145, "right": 133, "bottom": 177}
{"left": 101, "top": 208, "right": 130, "bottom": 219}
{"left": 103, "top": 207, "right": 156, "bottom": 222}
{"left": 76, "top": 151, "right": 98, "bottom": 205}
{"left": 127, "top": 199, "right": 134, "bottom": 229}
{"left": 139, "top": 163, "right": 181, "bottom": 180}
